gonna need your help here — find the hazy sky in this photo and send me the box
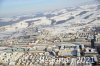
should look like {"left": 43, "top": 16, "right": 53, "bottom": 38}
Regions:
{"left": 0, "top": 0, "right": 97, "bottom": 17}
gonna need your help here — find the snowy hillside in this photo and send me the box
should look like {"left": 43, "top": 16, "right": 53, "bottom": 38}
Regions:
{"left": 0, "top": 4, "right": 100, "bottom": 39}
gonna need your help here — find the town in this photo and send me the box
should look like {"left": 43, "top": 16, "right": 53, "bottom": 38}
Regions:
{"left": 0, "top": 3, "right": 100, "bottom": 66}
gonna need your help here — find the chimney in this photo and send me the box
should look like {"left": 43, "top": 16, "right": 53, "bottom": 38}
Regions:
{"left": 91, "top": 34, "right": 96, "bottom": 48}
{"left": 91, "top": 39, "right": 95, "bottom": 48}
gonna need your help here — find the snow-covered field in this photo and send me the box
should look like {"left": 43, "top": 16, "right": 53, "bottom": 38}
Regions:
{"left": 0, "top": 4, "right": 100, "bottom": 39}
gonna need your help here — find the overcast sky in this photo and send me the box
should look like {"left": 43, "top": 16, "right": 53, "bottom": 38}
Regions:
{"left": 0, "top": 0, "right": 98, "bottom": 17}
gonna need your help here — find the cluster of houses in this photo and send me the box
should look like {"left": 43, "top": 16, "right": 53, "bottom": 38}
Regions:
{"left": 0, "top": 25, "right": 100, "bottom": 46}
{"left": 0, "top": 42, "right": 99, "bottom": 66}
